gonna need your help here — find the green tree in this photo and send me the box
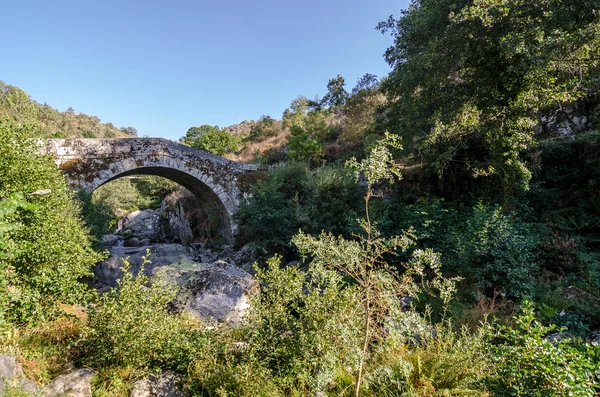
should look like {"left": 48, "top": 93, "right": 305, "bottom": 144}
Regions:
{"left": 294, "top": 134, "right": 459, "bottom": 396}
{"left": 287, "top": 111, "right": 330, "bottom": 165}
{"left": 341, "top": 89, "right": 386, "bottom": 149}
{"left": 180, "top": 124, "right": 240, "bottom": 155}
{"left": 180, "top": 124, "right": 220, "bottom": 146}
{"left": 322, "top": 75, "right": 349, "bottom": 108}
{"left": 120, "top": 126, "right": 138, "bottom": 136}
{"left": 0, "top": 118, "right": 103, "bottom": 324}
{"left": 351, "top": 73, "right": 379, "bottom": 95}
{"left": 282, "top": 96, "right": 309, "bottom": 128}
{"left": 377, "top": 0, "right": 600, "bottom": 202}
{"left": 249, "top": 115, "right": 281, "bottom": 140}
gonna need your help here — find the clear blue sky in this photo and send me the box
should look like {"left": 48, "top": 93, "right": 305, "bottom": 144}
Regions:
{"left": 1, "top": 0, "right": 406, "bottom": 141}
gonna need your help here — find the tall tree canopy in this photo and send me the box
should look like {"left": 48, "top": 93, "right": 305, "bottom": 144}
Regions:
{"left": 378, "top": 0, "right": 600, "bottom": 200}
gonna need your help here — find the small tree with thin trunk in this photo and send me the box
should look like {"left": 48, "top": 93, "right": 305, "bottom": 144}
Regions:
{"left": 293, "top": 133, "right": 458, "bottom": 396}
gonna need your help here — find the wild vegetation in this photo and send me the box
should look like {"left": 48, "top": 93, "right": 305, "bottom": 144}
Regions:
{"left": 1, "top": 0, "right": 600, "bottom": 395}
{"left": 0, "top": 81, "right": 136, "bottom": 138}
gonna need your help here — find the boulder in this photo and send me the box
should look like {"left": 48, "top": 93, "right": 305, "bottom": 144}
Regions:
{"left": 544, "top": 332, "right": 571, "bottom": 345}
{"left": 0, "top": 354, "right": 22, "bottom": 394}
{"left": 163, "top": 261, "right": 258, "bottom": 326}
{"left": 0, "top": 354, "right": 40, "bottom": 395}
{"left": 42, "top": 368, "right": 94, "bottom": 397}
{"left": 95, "top": 244, "right": 202, "bottom": 287}
{"left": 124, "top": 237, "right": 143, "bottom": 247}
{"left": 131, "top": 371, "right": 184, "bottom": 397}
{"left": 118, "top": 209, "right": 160, "bottom": 240}
{"left": 101, "top": 234, "right": 119, "bottom": 247}
{"left": 586, "top": 330, "right": 600, "bottom": 345}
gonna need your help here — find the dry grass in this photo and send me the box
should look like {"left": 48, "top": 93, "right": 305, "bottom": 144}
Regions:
{"left": 225, "top": 129, "right": 290, "bottom": 163}
{"left": 458, "top": 290, "right": 516, "bottom": 331}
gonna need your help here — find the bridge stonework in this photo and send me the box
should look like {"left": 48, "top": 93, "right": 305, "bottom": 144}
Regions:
{"left": 44, "top": 138, "right": 257, "bottom": 241}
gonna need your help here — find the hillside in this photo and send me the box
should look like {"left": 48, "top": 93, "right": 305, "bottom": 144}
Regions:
{"left": 0, "top": 80, "right": 135, "bottom": 138}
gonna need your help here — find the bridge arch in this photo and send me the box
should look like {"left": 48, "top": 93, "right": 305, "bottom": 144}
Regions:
{"left": 44, "top": 138, "right": 257, "bottom": 242}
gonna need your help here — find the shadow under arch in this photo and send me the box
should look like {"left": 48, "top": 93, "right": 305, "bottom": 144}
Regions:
{"left": 96, "top": 166, "right": 233, "bottom": 244}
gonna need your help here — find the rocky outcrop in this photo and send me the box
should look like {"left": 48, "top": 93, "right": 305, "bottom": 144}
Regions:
{"left": 587, "top": 330, "right": 600, "bottom": 345}
{"left": 156, "top": 261, "right": 257, "bottom": 326}
{"left": 131, "top": 371, "right": 184, "bottom": 397}
{"left": 0, "top": 354, "right": 93, "bottom": 396}
{"left": 536, "top": 97, "right": 600, "bottom": 138}
{"left": 0, "top": 354, "right": 41, "bottom": 394}
{"left": 95, "top": 241, "right": 259, "bottom": 326}
{"left": 42, "top": 369, "right": 94, "bottom": 397}
{"left": 95, "top": 244, "right": 204, "bottom": 287}
{"left": 118, "top": 209, "right": 160, "bottom": 241}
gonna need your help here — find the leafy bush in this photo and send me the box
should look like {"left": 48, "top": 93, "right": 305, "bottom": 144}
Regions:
{"left": 447, "top": 203, "right": 539, "bottom": 298}
{"left": 0, "top": 118, "right": 102, "bottom": 325}
{"left": 77, "top": 189, "right": 115, "bottom": 246}
{"left": 243, "top": 255, "right": 362, "bottom": 393}
{"left": 249, "top": 115, "right": 282, "bottom": 141}
{"left": 286, "top": 111, "right": 332, "bottom": 165}
{"left": 79, "top": 253, "right": 204, "bottom": 371}
{"left": 236, "top": 163, "right": 362, "bottom": 252}
{"left": 486, "top": 301, "right": 598, "bottom": 396}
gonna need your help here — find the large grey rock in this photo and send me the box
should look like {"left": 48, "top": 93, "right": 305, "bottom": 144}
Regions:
{"left": 0, "top": 354, "right": 22, "bottom": 394}
{"left": 131, "top": 371, "right": 184, "bottom": 397}
{"left": 586, "top": 330, "right": 600, "bottom": 345}
{"left": 118, "top": 209, "right": 160, "bottom": 240}
{"left": 101, "top": 234, "right": 119, "bottom": 247}
{"left": 163, "top": 261, "right": 257, "bottom": 326}
{"left": 95, "top": 244, "right": 202, "bottom": 287}
{"left": 20, "top": 377, "right": 41, "bottom": 394}
{"left": 0, "top": 354, "right": 40, "bottom": 395}
{"left": 42, "top": 368, "right": 94, "bottom": 397}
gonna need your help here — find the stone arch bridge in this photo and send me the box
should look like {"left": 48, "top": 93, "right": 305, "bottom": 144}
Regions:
{"left": 44, "top": 138, "right": 258, "bottom": 242}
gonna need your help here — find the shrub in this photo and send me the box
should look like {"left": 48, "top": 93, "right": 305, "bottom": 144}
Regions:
{"left": 79, "top": 253, "right": 204, "bottom": 371}
{"left": 0, "top": 118, "right": 102, "bottom": 325}
{"left": 243, "top": 255, "right": 362, "bottom": 393}
{"left": 236, "top": 163, "right": 362, "bottom": 252}
{"left": 82, "top": 129, "right": 96, "bottom": 138}
{"left": 486, "top": 301, "right": 598, "bottom": 396}
{"left": 447, "top": 203, "right": 539, "bottom": 298}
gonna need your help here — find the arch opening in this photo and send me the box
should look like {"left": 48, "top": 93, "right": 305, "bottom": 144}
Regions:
{"left": 92, "top": 166, "right": 233, "bottom": 244}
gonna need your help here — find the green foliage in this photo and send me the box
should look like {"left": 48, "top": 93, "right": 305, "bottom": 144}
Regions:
{"left": 79, "top": 253, "right": 204, "bottom": 371}
{"left": 91, "top": 175, "right": 177, "bottom": 215}
{"left": 293, "top": 136, "right": 460, "bottom": 396}
{"left": 180, "top": 124, "right": 241, "bottom": 155}
{"left": 287, "top": 111, "right": 331, "bottom": 165}
{"left": 92, "top": 178, "right": 142, "bottom": 214}
{"left": 0, "top": 81, "right": 129, "bottom": 138}
{"left": 287, "top": 126, "right": 324, "bottom": 165}
{"left": 447, "top": 203, "right": 539, "bottom": 298}
{"left": 244, "top": 255, "right": 362, "bottom": 393}
{"left": 487, "top": 301, "right": 598, "bottom": 396}
{"left": 377, "top": 0, "right": 600, "bottom": 201}
{"left": 249, "top": 115, "right": 282, "bottom": 141}
{"left": 0, "top": 118, "right": 102, "bottom": 325}
{"left": 340, "top": 90, "right": 386, "bottom": 150}
{"left": 77, "top": 189, "right": 116, "bottom": 246}
{"left": 236, "top": 163, "right": 363, "bottom": 252}
{"left": 282, "top": 96, "right": 309, "bottom": 128}
{"left": 322, "top": 75, "right": 349, "bottom": 108}
{"left": 82, "top": 129, "right": 97, "bottom": 138}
